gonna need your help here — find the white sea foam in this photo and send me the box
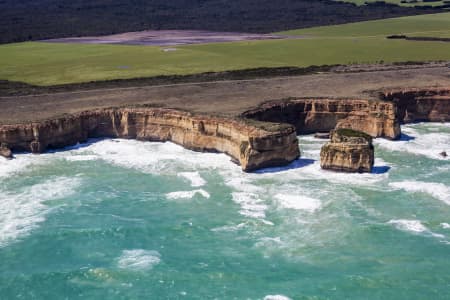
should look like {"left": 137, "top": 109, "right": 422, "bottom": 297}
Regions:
{"left": 225, "top": 176, "right": 264, "bottom": 194}
{"left": 301, "top": 149, "right": 321, "bottom": 156}
{"left": 264, "top": 295, "right": 292, "bottom": 300}
{"left": 388, "top": 219, "right": 444, "bottom": 238}
{"left": 299, "top": 135, "right": 327, "bottom": 142}
{"left": 166, "top": 189, "right": 210, "bottom": 200}
{"left": 375, "top": 124, "right": 450, "bottom": 160}
{"left": 85, "top": 139, "right": 234, "bottom": 174}
{"left": 441, "top": 223, "right": 450, "bottom": 229}
{"left": 389, "top": 181, "right": 450, "bottom": 205}
{"left": 0, "top": 177, "right": 80, "bottom": 247}
{"left": 272, "top": 160, "right": 388, "bottom": 186}
{"left": 117, "top": 249, "right": 161, "bottom": 271}
{"left": 437, "top": 165, "right": 450, "bottom": 172}
{"left": 275, "top": 194, "right": 321, "bottom": 212}
{"left": 178, "top": 172, "right": 206, "bottom": 187}
{"left": 232, "top": 192, "right": 267, "bottom": 219}
{"left": 0, "top": 154, "right": 41, "bottom": 178}
{"left": 65, "top": 155, "right": 99, "bottom": 162}
{"left": 255, "top": 134, "right": 389, "bottom": 186}
{"left": 388, "top": 219, "right": 428, "bottom": 233}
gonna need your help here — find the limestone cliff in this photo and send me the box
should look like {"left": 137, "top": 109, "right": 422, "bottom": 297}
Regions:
{"left": 383, "top": 88, "right": 450, "bottom": 123}
{"left": 2, "top": 87, "right": 448, "bottom": 171}
{"left": 242, "top": 98, "right": 401, "bottom": 140}
{"left": 0, "top": 107, "right": 300, "bottom": 172}
{"left": 320, "top": 129, "right": 374, "bottom": 173}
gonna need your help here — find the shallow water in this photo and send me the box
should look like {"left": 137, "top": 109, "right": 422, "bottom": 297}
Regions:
{"left": 0, "top": 123, "right": 449, "bottom": 299}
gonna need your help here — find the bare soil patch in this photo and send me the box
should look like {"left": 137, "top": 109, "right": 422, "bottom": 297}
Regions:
{"left": 43, "top": 30, "right": 294, "bottom": 46}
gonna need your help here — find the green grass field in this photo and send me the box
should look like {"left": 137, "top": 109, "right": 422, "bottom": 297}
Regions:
{"left": 334, "top": 0, "right": 447, "bottom": 7}
{"left": 281, "top": 12, "right": 450, "bottom": 37}
{"left": 0, "top": 13, "right": 449, "bottom": 86}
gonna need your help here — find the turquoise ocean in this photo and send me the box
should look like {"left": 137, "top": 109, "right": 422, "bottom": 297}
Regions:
{"left": 0, "top": 122, "right": 449, "bottom": 299}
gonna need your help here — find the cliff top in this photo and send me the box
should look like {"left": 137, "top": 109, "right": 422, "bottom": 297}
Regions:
{"left": 0, "top": 64, "right": 448, "bottom": 125}
{"left": 333, "top": 128, "right": 373, "bottom": 144}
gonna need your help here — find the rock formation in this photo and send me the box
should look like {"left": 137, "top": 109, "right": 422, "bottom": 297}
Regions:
{"left": 242, "top": 98, "right": 401, "bottom": 140}
{"left": 1, "top": 87, "right": 448, "bottom": 172}
{"left": 382, "top": 88, "right": 450, "bottom": 123}
{"left": 320, "top": 129, "right": 374, "bottom": 173}
{"left": 0, "top": 143, "right": 12, "bottom": 159}
{"left": 0, "top": 107, "right": 300, "bottom": 172}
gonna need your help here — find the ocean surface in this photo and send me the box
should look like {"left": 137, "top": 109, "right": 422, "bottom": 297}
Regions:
{"left": 0, "top": 122, "right": 449, "bottom": 300}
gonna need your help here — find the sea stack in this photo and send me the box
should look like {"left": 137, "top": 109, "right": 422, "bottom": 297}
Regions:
{"left": 320, "top": 128, "right": 374, "bottom": 173}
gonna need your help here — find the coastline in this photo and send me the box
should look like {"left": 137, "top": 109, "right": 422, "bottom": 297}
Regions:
{"left": 0, "top": 64, "right": 449, "bottom": 171}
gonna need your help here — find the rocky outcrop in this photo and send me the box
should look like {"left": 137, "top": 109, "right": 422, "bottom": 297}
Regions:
{"left": 242, "top": 98, "right": 401, "bottom": 140}
{"left": 2, "top": 87, "right": 448, "bottom": 172}
{"left": 320, "top": 129, "right": 374, "bottom": 173}
{"left": 0, "top": 143, "right": 12, "bottom": 159}
{"left": 0, "top": 107, "right": 300, "bottom": 172}
{"left": 383, "top": 88, "right": 450, "bottom": 123}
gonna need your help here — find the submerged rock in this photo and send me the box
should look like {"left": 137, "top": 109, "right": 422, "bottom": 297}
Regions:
{"left": 0, "top": 143, "right": 13, "bottom": 159}
{"left": 320, "top": 128, "right": 374, "bottom": 173}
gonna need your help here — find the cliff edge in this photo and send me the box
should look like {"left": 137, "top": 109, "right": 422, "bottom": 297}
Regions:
{"left": 0, "top": 107, "right": 300, "bottom": 172}
{"left": 242, "top": 98, "right": 401, "bottom": 140}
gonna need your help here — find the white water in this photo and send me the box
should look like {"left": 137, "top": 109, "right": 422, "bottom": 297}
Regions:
{"left": 388, "top": 219, "right": 444, "bottom": 238}
{"left": 0, "top": 177, "right": 80, "bottom": 247}
{"left": 0, "top": 123, "right": 449, "bottom": 299}
{"left": 375, "top": 124, "right": 450, "bottom": 161}
{"left": 166, "top": 189, "right": 210, "bottom": 200}
{"left": 117, "top": 249, "right": 161, "bottom": 271}
{"left": 389, "top": 181, "right": 450, "bottom": 205}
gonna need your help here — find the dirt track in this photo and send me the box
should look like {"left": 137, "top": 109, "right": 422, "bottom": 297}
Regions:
{"left": 0, "top": 65, "right": 449, "bottom": 125}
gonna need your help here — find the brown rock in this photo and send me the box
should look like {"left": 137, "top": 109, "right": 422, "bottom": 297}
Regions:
{"left": 242, "top": 98, "right": 401, "bottom": 140}
{"left": 0, "top": 143, "right": 13, "bottom": 159}
{"left": 382, "top": 88, "right": 450, "bottom": 124}
{"left": 0, "top": 107, "right": 300, "bottom": 172}
{"left": 320, "top": 129, "right": 374, "bottom": 173}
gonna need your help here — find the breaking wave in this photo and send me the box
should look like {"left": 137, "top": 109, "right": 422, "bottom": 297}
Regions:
{"left": 0, "top": 177, "right": 81, "bottom": 247}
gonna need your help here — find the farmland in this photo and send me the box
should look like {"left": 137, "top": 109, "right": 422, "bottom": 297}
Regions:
{"left": 0, "top": 12, "right": 449, "bottom": 86}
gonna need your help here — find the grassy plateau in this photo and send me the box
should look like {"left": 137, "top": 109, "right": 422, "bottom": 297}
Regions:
{"left": 0, "top": 12, "right": 449, "bottom": 86}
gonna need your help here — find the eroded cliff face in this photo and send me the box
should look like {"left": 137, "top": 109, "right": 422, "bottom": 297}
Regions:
{"left": 2, "top": 87, "right": 449, "bottom": 172}
{"left": 242, "top": 98, "right": 401, "bottom": 140}
{"left": 320, "top": 129, "right": 374, "bottom": 173}
{"left": 0, "top": 108, "right": 300, "bottom": 172}
{"left": 383, "top": 88, "right": 450, "bottom": 123}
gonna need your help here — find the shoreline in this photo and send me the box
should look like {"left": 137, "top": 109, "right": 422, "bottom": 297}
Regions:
{"left": 1, "top": 87, "right": 448, "bottom": 171}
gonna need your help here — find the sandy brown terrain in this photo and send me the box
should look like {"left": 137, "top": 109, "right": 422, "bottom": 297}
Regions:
{"left": 43, "top": 30, "right": 292, "bottom": 46}
{"left": 0, "top": 65, "right": 449, "bottom": 125}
